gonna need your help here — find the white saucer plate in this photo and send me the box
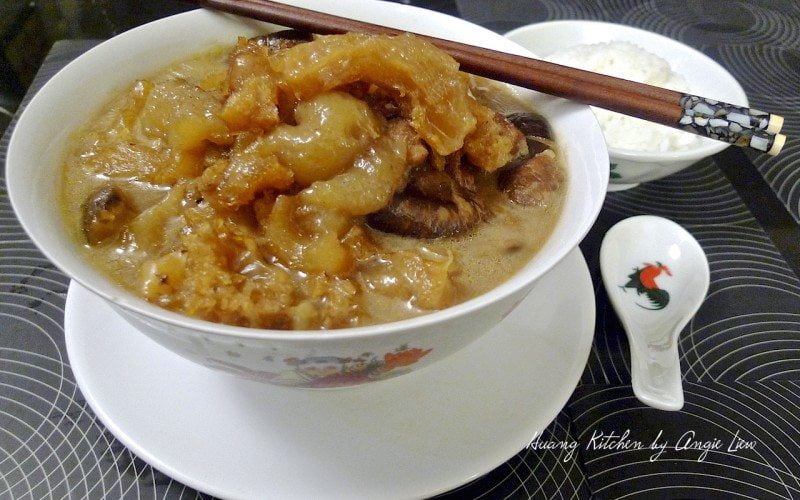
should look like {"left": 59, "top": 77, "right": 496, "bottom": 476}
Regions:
{"left": 65, "top": 248, "right": 594, "bottom": 499}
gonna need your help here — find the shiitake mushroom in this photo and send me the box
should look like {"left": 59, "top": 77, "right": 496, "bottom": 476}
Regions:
{"left": 506, "top": 112, "right": 552, "bottom": 156}
{"left": 81, "top": 185, "right": 136, "bottom": 245}
{"left": 367, "top": 167, "right": 488, "bottom": 239}
{"left": 498, "top": 151, "right": 563, "bottom": 207}
{"left": 499, "top": 113, "right": 562, "bottom": 207}
{"left": 368, "top": 112, "right": 561, "bottom": 238}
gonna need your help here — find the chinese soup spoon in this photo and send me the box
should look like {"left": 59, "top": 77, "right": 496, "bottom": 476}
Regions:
{"left": 600, "top": 216, "right": 710, "bottom": 411}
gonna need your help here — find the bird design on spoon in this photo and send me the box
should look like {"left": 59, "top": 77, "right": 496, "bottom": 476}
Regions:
{"left": 620, "top": 262, "right": 672, "bottom": 310}
{"left": 601, "top": 216, "right": 710, "bottom": 411}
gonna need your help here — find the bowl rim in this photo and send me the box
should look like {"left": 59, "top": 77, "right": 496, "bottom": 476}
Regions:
{"left": 505, "top": 19, "right": 750, "bottom": 162}
{"left": 7, "top": 6, "right": 608, "bottom": 343}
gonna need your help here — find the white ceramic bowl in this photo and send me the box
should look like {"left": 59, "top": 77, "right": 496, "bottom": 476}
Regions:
{"left": 506, "top": 20, "right": 749, "bottom": 189}
{"left": 7, "top": 2, "right": 608, "bottom": 388}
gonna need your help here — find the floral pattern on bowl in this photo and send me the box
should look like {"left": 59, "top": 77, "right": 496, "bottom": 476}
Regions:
{"left": 206, "top": 344, "right": 433, "bottom": 388}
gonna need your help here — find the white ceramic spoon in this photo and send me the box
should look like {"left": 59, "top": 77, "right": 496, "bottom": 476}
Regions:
{"left": 600, "top": 215, "right": 710, "bottom": 411}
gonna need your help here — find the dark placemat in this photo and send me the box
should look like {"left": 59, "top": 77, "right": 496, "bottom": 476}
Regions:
{"left": 569, "top": 382, "right": 800, "bottom": 499}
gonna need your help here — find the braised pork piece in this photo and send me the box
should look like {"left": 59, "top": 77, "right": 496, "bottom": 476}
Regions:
{"left": 60, "top": 31, "right": 565, "bottom": 330}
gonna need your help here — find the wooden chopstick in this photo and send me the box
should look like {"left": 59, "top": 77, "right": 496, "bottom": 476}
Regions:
{"left": 188, "top": 0, "right": 787, "bottom": 156}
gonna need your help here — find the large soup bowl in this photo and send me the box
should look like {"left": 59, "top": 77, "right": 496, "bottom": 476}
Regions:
{"left": 7, "top": 1, "right": 608, "bottom": 388}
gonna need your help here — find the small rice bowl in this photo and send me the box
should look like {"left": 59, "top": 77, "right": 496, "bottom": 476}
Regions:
{"left": 546, "top": 41, "right": 712, "bottom": 153}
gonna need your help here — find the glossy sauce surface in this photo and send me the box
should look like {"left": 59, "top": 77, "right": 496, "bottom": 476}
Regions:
{"left": 60, "top": 34, "right": 565, "bottom": 329}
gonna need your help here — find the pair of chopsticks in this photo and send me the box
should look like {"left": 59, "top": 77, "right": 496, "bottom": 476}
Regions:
{"left": 187, "top": 0, "right": 787, "bottom": 156}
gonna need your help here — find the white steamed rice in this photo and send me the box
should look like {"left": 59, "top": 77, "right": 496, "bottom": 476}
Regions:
{"left": 545, "top": 41, "right": 703, "bottom": 152}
